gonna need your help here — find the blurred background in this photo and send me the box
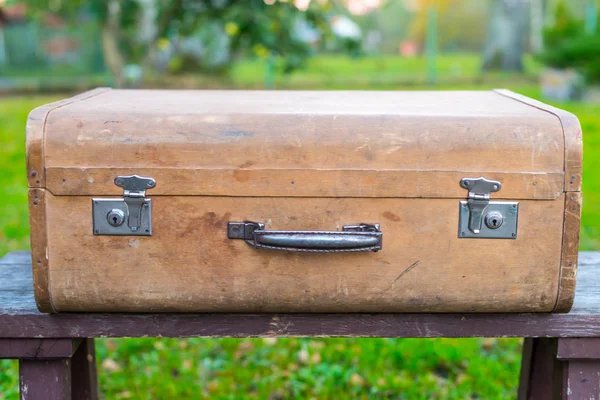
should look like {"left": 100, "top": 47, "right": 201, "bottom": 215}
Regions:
{"left": 0, "top": 0, "right": 598, "bottom": 398}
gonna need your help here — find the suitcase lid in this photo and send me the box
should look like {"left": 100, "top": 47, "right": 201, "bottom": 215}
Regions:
{"left": 27, "top": 88, "right": 580, "bottom": 199}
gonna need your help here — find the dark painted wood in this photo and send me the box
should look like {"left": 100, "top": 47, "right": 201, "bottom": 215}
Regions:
{"left": 0, "top": 339, "right": 81, "bottom": 359}
{"left": 1, "top": 251, "right": 600, "bottom": 338}
{"left": 71, "top": 339, "right": 98, "bottom": 400}
{"left": 517, "top": 338, "right": 534, "bottom": 400}
{"left": 3, "top": 313, "right": 600, "bottom": 338}
{"left": 517, "top": 338, "right": 565, "bottom": 400}
{"left": 554, "top": 338, "right": 600, "bottom": 398}
{"left": 562, "top": 360, "right": 600, "bottom": 399}
{"left": 19, "top": 358, "right": 71, "bottom": 400}
{"left": 557, "top": 338, "right": 600, "bottom": 359}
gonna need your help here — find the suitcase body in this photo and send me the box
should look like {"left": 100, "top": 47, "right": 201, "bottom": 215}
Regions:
{"left": 26, "top": 89, "right": 582, "bottom": 313}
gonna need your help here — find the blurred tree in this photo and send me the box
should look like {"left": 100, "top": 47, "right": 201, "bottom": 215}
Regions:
{"left": 17, "top": 0, "right": 349, "bottom": 86}
{"left": 481, "top": 0, "right": 529, "bottom": 71}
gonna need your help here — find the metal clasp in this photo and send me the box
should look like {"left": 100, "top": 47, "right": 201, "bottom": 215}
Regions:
{"left": 115, "top": 175, "right": 156, "bottom": 231}
{"left": 460, "top": 177, "right": 501, "bottom": 234}
{"left": 92, "top": 175, "right": 156, "bottom": 236}
{"left": 458, "top": 177, "right": 519, "bottom": 239}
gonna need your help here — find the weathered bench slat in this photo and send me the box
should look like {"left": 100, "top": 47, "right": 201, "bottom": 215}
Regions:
{"left": 0, "top": 339, "right": 81, "bottom": 359}
{"left": 1, "top": 251, "right": 599, "bottom": 339}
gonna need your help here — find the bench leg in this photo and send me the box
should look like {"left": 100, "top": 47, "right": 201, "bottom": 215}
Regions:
{"left": 561, "top": 359, "right": 600, "bottom": 399}
{"left": 10, "top": 338, "right": 98, "bottom": 400}
{"left": 556, "top": 338, "right": 600, "bottom": 400}
{"left": 519, "top": 338, "right": 600, "bottom": 400}
{"left": 19, "top": 358, "right": 72, "bottom": 400}
{"left": 71, "top": 338, "right": 98, "bottom": 400}
{"left": 518, "top": 338, "right": 564, "bottom": 400}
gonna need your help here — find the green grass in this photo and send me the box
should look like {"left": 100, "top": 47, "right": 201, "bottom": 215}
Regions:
{"left": 0, "top": 95, "right": 61, "bottom": 255}
{"left": 149, "top": 53, "right": 542, "bottom": 90}
{"left": 0, "top": 54, "right": 599, "bottom": 398}
{"left": 231, "top": 53, "right": 542, "bottom": 88}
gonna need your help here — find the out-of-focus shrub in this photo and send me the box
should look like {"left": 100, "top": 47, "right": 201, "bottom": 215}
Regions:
{"left": 539, "top": 0, "right": 600, "bottom": 84}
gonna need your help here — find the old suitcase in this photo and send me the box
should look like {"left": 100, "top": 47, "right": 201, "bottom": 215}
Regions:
{"left": 26, "top": 89, "right": 582, "bottom": 313}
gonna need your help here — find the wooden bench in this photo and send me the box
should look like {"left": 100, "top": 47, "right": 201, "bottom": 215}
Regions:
{"left": 2, "top": 251, "right": 600, "bottom": 399}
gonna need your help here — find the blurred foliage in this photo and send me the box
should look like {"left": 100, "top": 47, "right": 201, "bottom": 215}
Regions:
{"left": 161, "top": 1, "right": 334, "bottom": 74}
{"left": 541, "top": 36, "right": 600, "bottom": 83}
{"left": 542, "top": 1, "right": 585, "bottom": 48}
{"left": 540, "top": 0, "right": 600, "bottom": 83}
{"left": 15, "top": 0, "right": 359, "bottom": 79}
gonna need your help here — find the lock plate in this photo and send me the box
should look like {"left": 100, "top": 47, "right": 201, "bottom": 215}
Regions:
{"left": 458, "top": 201, "right": 519, "bottom": 239}
{"left": 93, "top": 199, "right": 152, "bottom": 235}
{"left": 92, "top": 174, "right": 155, "bottom": 236}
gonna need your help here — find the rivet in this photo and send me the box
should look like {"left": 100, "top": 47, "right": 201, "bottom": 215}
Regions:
{"left": 62, "top": 178, "right": 66, "bottom": 182}
{"left": 31, "top": 171, "right": 37, "bottom": 177}
{"left": 94, "top": 201, "right": 99, "bottom": 205}
{"left": 36, "top": 180, "right": 40, "bottom": 184}
{"left": 532, "top": 182, "right": 537, "bottom": 186}
{"left": 570, "top": 196, "right": 575, "bottom": 201}
{"left": 511, "top": 233, "right": 516, "bottom": 237}
{"left": 94, "top": 229, "right": 99, "bottom": 234}
{"left": 33, "top": 201, "right": 38, "bottom": 205}
{"left": 572, "top": 206, "right": 577, "bottom": 211}
{"left": 36, "top": 259, "right": 41, "bottom": 264}
{"left": 461, "top": 231, "right": 466, "bottom": 236}
{"left": 570, "top": 180, "right": 574, "bottom": 184}
{"left": 572, "top": 175, "right": 576, "bottom": 179}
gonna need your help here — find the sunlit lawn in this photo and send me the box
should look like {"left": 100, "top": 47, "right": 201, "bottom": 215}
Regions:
{"left": 0, "top": 54, "right": 598, "bottom": 399}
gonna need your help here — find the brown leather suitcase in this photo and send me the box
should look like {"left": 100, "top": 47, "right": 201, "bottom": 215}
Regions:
{"left": 26, "top": 89, "right": 582, "bottom": 313}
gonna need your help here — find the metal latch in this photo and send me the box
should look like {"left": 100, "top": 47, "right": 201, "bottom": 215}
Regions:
{"left": 92, "top": 175, "right": 156, "bottom": 236}
{"left": 458, "top": 177, "right": 519, "bottom": 239}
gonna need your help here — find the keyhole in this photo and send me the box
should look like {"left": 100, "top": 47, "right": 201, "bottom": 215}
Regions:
{"left": 112, "top": 216, "right": 118, "bottom": 224}
{"left": 107, "top": 209, "right": 125, "bottom": 227}
{"left": 484, "top": 211, "right": 503, "bottom": 230}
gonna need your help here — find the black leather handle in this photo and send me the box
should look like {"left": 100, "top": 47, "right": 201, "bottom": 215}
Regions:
{"left": 227, "top": 222, "right": 382, "bottom": 253}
